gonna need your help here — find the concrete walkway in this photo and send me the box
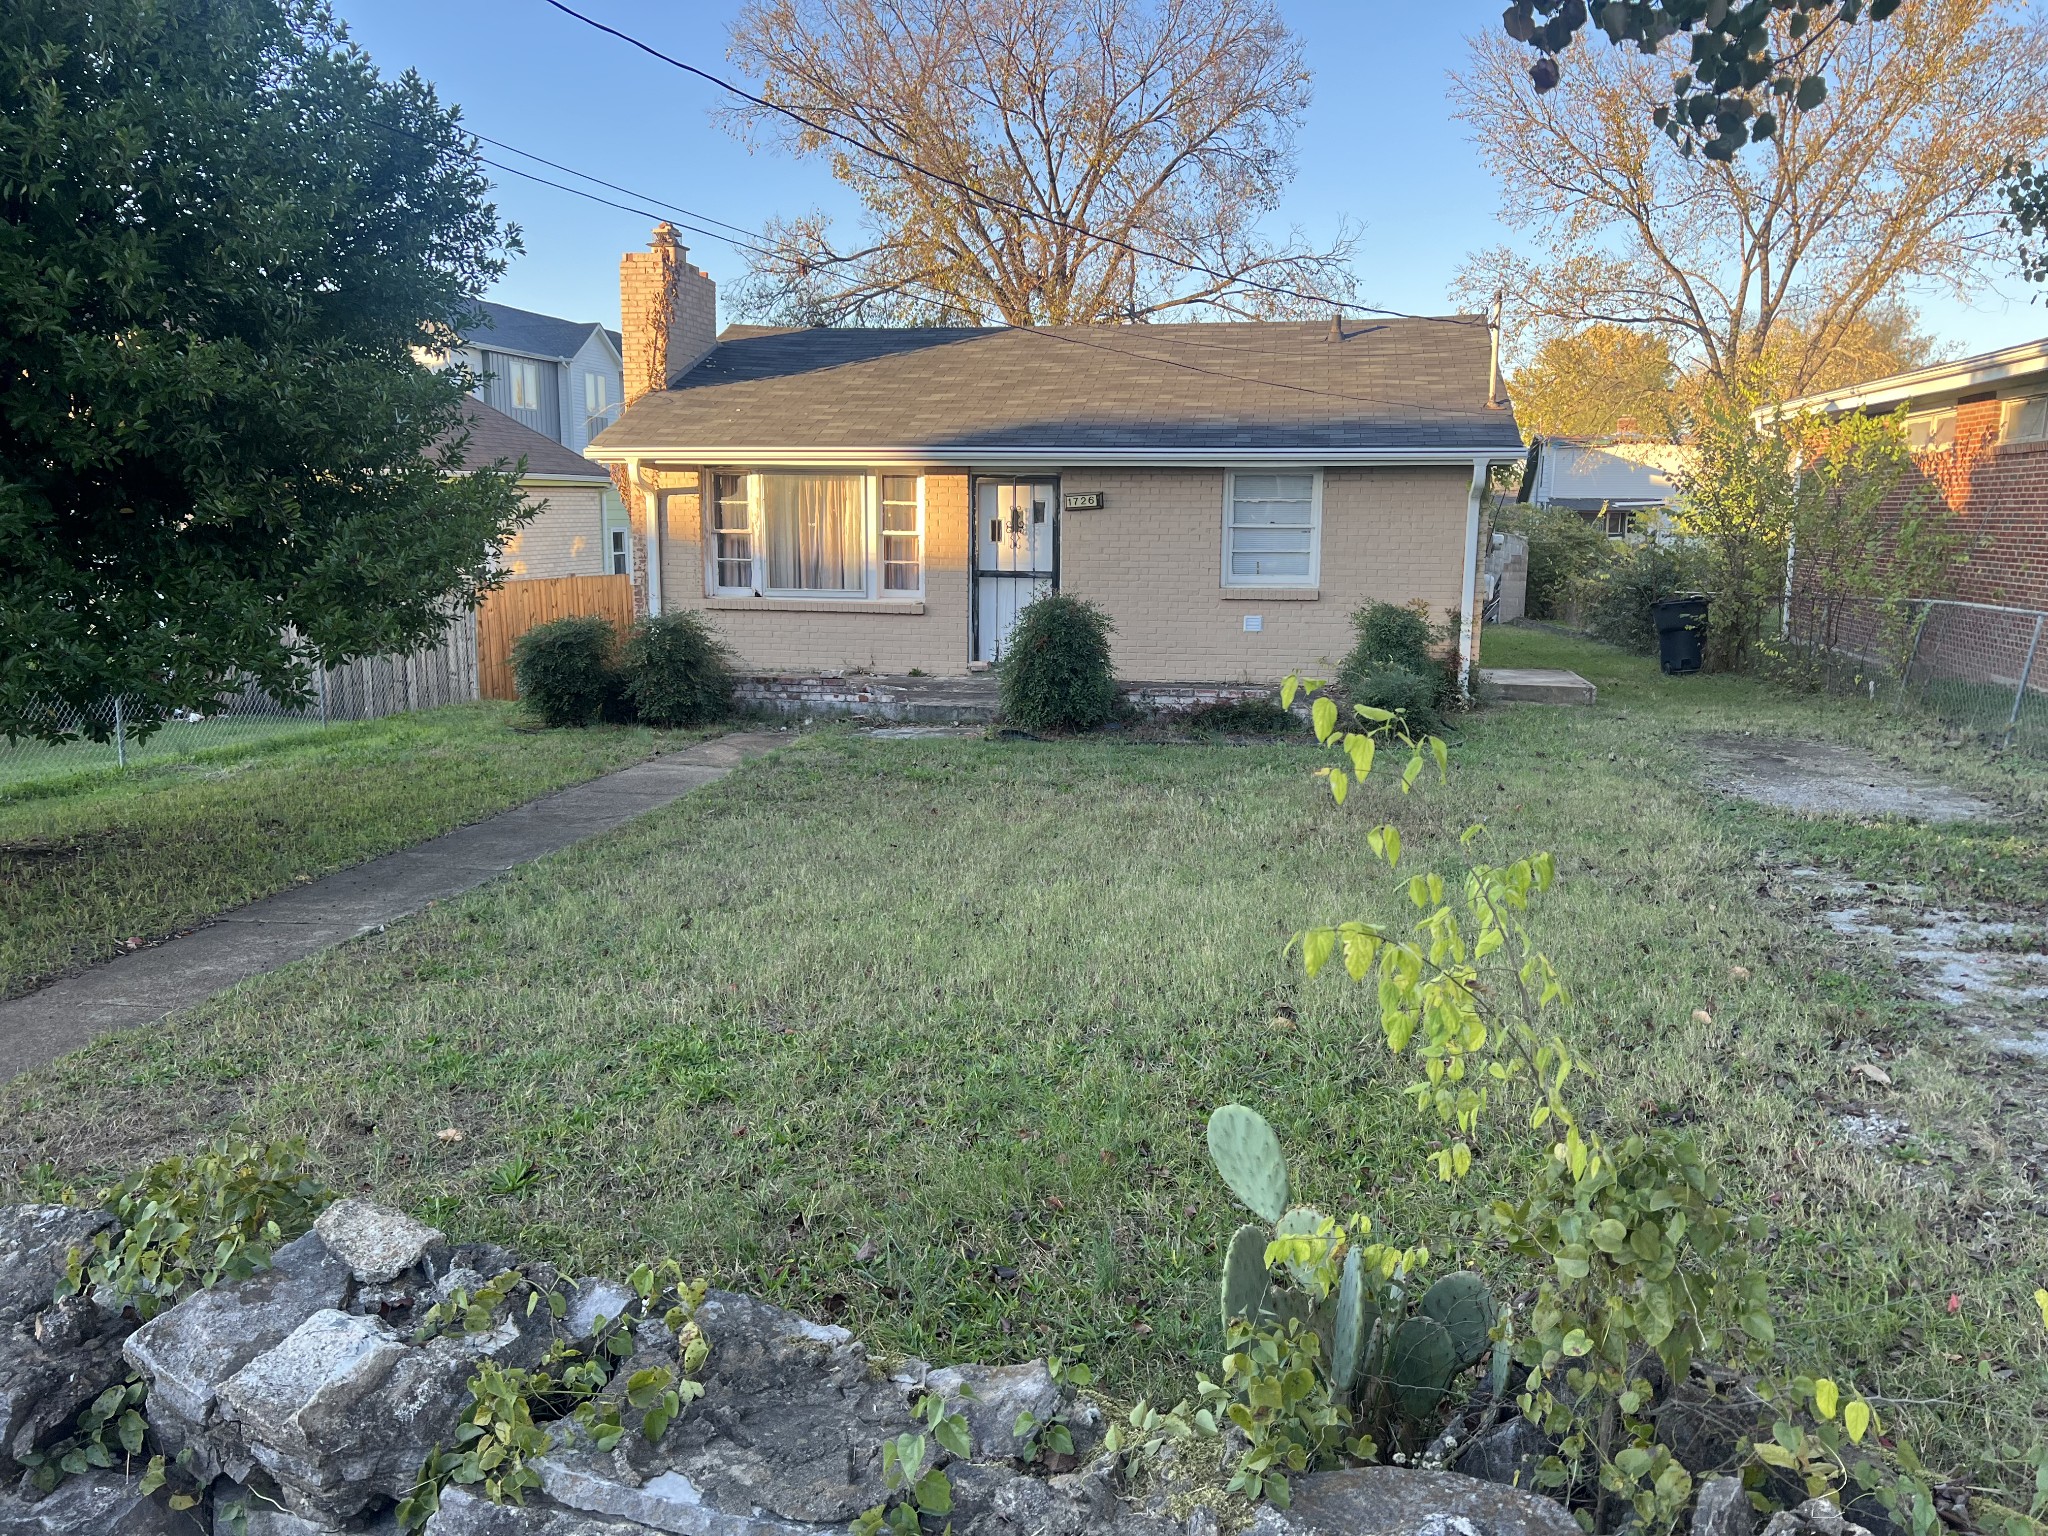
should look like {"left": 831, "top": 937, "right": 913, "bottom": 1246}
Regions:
{"left": 0, "top": 731, "right": 786, "bottom": 1084}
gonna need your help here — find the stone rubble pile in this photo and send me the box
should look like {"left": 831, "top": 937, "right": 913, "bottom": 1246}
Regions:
{"left": 0, "top": 1200, "right": 1771, "bottom": 1536}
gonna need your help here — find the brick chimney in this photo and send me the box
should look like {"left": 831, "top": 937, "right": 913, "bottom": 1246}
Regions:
{"left": 620, "top": 222, "right": 718, "bottom": 405}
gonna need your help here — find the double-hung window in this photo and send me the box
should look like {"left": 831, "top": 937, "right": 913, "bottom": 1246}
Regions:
{"left": 711, "top": 474, "right": 755, "bottom": 593}
{"left": 509, "top": 359, "right": 542, "bottom": 412}
{"left": 1224, "top": 472, "right": 1320, "bottom": 587}
{"left": 583, "top": 371, "right": 612, "bottom": 431}
{"left": 880, "top": 476, "right": 922, "bottom": 591}
{"left": 708, "top": 471, "right": 923, "bottom": 599}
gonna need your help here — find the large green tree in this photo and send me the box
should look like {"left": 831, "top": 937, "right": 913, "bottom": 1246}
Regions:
{"left": 0, "top": 0, "right": 529, "bottom": 738}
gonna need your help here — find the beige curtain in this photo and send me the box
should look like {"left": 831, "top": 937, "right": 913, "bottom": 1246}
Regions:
{"left": 764, "top": 473, "right": 863, "bottom": 591}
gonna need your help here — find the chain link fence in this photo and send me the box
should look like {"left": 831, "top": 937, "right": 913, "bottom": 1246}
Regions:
{"left": 1787, "top": 594, "right": 2047, "bottom": 754}
{"left": 0, "top": 614, "right": 480, "bottom": 791}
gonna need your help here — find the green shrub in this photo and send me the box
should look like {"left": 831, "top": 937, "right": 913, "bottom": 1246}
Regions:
{"left": 1582, "top": 541, "right": 1711, "bottom": 654}
{"left": 1337, "top": 603, "right": 1456, "bottom": 733}
{"left": 1180, "top": 697, "right": 1298, "bottom": 735}
{"left": 997, "top": 595, "right": 1119, "bottom": 733}
{"left": 511, "top": 616, "right": 623, "bottom": 728}
{"left": 1497, "top": 503, "right": 1611, "bottom": 619}
{"left": 621, "top": 611, "right": 735, "bottom": 727}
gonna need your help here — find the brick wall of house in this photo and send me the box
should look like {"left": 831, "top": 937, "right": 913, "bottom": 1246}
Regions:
{"left": 1901, "top": 407, "right": 2048, "bottom": 611}
{"left": 654, "top": 470, "right": 975, "bottom": 672}
{"left": 637, "top": 463, "right": 1470, "bottom": 680}
{"left": 497, "top": 484, "right": 609, "bottom": 580}
{"left": 1059, "top": 465, "right": 1472, "bottom": 681}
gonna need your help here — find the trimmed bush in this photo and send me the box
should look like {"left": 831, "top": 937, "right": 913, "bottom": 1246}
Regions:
{"left": 1337, "top": 601, "right": 1458, "bottom": 733}
{"left": 1180, "top": 697, "right": 1297, "bottom": 736}
{"left": 997, "top": 595, "right": 1119, "bottom": 733}
{"left": 621, "top": 611, "right": 736, "bottom": 727}
{"left": 510, "top": 615, "right": 621, "bottom": 728}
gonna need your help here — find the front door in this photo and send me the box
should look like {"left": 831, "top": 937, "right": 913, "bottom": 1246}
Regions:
{"left": 973, "top": 479, "right": 1058, "bottom": 663}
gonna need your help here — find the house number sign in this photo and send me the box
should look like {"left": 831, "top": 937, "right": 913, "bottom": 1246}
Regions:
{"left": 1061, "top": 491, "right": 1105, "bottom": 511}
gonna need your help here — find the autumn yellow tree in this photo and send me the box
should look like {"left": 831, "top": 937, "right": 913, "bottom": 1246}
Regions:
{"left": 1451, "top": 0, "right": 2048, "bottom": 393}
{"left": 1509, "top": 325, "right": 1676, "bottom": 441}
{"left": 722, "top": 0, "right": 1359, "bottom": 325}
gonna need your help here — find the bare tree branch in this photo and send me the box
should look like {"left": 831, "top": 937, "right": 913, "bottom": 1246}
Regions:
{"left": 724, "top": 0, "right": 1359, "bottom": 324}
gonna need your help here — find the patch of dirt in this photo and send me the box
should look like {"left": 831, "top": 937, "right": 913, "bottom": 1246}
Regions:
{"left": 1772, "top": 866, "right": 2048, "bottom": 1061}
{"left": 1696, "top": 735, "right": 2000, "bottom": 823}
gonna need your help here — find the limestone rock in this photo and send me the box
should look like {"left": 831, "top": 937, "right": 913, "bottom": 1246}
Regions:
{"left": 123, "top": 1232, "right": 353, "bottom": 1480}
{"left": 1655, "top": 1378, "right": 1767, "bottom": 1479}
{"left": 948, "top": 1459, "right": 1181, "bottom": 1536}
{"left": 563, "top": 1280, "right": 636, "bottom": 1346}
{"left": 0, "top": 1469, "right": 204, "bottom": 1534}
{"left": 534, "top": 1439, "right": 817, "bottom": 1535}
{"left": 652, "top": 1290, "right": 914, "bottom": 1524}
{"left": 1761, "top": 1498, "right": 1870, "bottom": 1536}
{"left": 0, "top": 1208, "right": 115, "bottom": 1327}
{"left": 422, "top": 1486, "right": 662, "bottom": 1535}
{"left": 919, "top": 1360, "right": 1067, "bottom": 1462}
{"left": 0, "top": 1325, "right": 133, "bottom": 1479}
{"left": 1246, "top": 1467, "right": 1582, "bottom": 1536}
{"left": 217, "top": 1307, "right": 548, "bottom": 1521}
{"left": 313, "top": 1204, "right": 447, "bottom": 1287}
{"left": 1453, "top": 1417, "right": 1549, "bottom": 1491}
{"left": 1693, "top": 1476, "right": 1754, "bottom": 1536}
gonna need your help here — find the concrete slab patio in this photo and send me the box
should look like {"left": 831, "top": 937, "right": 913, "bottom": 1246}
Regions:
{"left": 1481, "top": 667, "right": 1599, "bottom": 705}
{"left": 0, "top": 730, "right": 787, "bottom": 1084}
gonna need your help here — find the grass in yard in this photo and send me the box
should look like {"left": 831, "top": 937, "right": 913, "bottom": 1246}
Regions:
{"left": 0, "top": 704, "right": 711, "bottom": 998}
{"left": 6, "top": 630, "right": 2047, "bottom": 1500}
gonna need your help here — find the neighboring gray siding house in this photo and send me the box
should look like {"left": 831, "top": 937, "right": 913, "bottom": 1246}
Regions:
{"left": 451, "top": 301, "right": 626, "bottom": 453}
{"left": 1517, "top": 435, "right": 1693, "bottom": 537}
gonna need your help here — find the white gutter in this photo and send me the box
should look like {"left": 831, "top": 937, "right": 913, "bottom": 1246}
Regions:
{"left": 1764, "top": 334, "right": 2048, "bottom": 421}
{"left": 582, "top": 444, "right": 1521, "bottom": 469}
{"left": 1459, "top": 458, "right": 1487, "bottom": 701}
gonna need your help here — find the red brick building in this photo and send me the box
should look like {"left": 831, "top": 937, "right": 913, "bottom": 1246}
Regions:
{"left": 1776, "top": 337, "right": 2048, "bottom": 612}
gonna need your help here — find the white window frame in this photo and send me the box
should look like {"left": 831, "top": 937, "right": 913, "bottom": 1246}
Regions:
{"left": 878, "top": 473, "right": 926, "bottom": 595}
{"left": 1221, "top": 469, "right": 1323, "bottom": 590}
{"left": 703, "top": 470, "right": 925, "bottom": 602}
{"left": 2000, "top": 395, "right": 2048, "bottom": 444}
{"left": 510, "top": 358, "right": 542, "bottom": 412}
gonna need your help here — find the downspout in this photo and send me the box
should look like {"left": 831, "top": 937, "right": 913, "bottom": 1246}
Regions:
{"left": 1460, "top": 458, "right": 1487, "bottom": 700}
{"left": 632, "top": 457, "right": 663, "bottom": 617}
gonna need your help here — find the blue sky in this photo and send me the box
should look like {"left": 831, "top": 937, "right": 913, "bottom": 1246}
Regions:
{"left": 334, "top": 0, "right": 2041, "bottom": 356}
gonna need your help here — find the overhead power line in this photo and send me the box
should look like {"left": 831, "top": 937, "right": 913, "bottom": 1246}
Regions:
{"left": 534, "top": 0, "right": 1484, "bottom": 330}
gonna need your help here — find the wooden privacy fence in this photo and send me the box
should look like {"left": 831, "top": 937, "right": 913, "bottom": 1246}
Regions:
{"left": 476, "top": 574, "right": 637, "bottom": 701}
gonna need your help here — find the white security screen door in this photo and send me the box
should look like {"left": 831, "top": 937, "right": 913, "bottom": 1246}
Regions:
{"left": 973, "top": 479, "right": 1057, "bottom": 663}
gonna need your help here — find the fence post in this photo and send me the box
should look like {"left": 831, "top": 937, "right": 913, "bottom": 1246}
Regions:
{"left": 316, "top": 667, "right": 329, "bottom": 727}
{"left": 2007, "top": 612, "right": 2045, "bottom": 747}
{"left": 1897, "top": 601, "right": 1930, "bottom": 708}
{"left": 112, "top": 695, "right": 127, "bottom": 769}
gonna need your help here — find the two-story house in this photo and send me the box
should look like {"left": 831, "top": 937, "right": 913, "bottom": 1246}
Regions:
{"left": 452, "top": 300, "right": 625, "bottom": 453}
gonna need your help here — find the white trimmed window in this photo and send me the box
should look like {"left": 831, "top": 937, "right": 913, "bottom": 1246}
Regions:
{"left": 711, "top": 474, "right": 754, "bottom": 593}
{"left": 510, "top": 359, "right": 542, "bottom": 411}
{"left": 1906, "top": 410, "right": 1955, "bottom": 452}
{"left": 880, "top": 475, "right": 923, "bottom": 591}
{"left": 706, "top": 471, "right": 924, "bottom": 600}
{"left": 583, "top": 371, "right": 611, "bottom": 428}
{"left": 1224, "top": 471, "right": 1321, "bottom": 587}
{"left": 2000, "top": 395, "right": 2048, "bottom": 443}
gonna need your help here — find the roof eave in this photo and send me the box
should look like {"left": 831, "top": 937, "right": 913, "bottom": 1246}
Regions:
{"left": 583, "top": 443, "right": 1524, "bottom": 468}
{"left": 1767, "top": 336, "right": 2048, "bottom": 420}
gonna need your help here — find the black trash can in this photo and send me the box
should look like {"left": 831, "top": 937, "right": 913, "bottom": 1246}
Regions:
{"left": 1651, "top": 593, "right": 1709, "bottom": 676}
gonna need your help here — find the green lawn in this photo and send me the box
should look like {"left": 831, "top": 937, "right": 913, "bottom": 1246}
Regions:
{"left": 0, "top": 704, "right": 711, "bottom": 998}
{"left": 6, "top": 631, "right": 2045, "bottom": 1500}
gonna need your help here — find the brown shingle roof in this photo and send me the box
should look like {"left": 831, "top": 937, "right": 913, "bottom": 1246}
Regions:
{"left": 589, "top": 319, "right": 1522, "bottom": 460}
{"left": 441, "top": 399, "right": 610, "bottom": 482}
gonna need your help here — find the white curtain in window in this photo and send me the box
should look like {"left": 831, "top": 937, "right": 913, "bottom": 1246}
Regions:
{"left": 764, "top": 473, "right": 864, "bottom": 592}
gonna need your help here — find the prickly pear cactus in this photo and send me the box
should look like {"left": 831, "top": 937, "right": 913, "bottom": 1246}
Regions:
{"left": 1420, "top": 1271, "right": 1497, "bottom": 1369}
{"left": 1329, "top": 1246, "right": 1368, "bottom": 1396}
{"left": 1221, "top": 1224, "right": 1270, "bottom": 1330}
{"left": 1386, "top": 1314, "right": 1457, "bottom": 1422}
{"left": 1272, "top": 1206, "right": 1329, "bottom": 1290}
{"left": 1206, "top": 1105, "right": 1288, "bottom": 1224}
